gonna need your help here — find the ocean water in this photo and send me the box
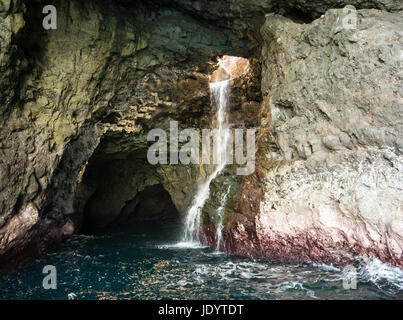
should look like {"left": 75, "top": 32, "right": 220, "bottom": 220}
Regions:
{"left": 0, "top": 220, "right": 402, "bottom": 300}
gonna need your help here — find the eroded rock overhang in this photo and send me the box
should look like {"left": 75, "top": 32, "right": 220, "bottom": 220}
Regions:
{"left": 0, "top": 0, "right": 261, "bottom": 269}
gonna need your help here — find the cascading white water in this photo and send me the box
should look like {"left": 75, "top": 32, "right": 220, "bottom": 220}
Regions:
{"left": 215, "top": 185, "right": 231, "bottom": 252}
{"left": 181, "top": 79, "right": 231, "bottom": 245}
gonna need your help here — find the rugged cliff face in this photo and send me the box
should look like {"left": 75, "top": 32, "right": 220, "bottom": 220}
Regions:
{"left": 256, "top": 9, "right": 402, "bottom": 267}
{"left": 0, "top": 0, "right": 402, "bottom": 271}
{"left": 202, "top": 7, "right": 403, "bottom": 268}
{"left": 0, "top": 0, "right": 255, "bottom": 269}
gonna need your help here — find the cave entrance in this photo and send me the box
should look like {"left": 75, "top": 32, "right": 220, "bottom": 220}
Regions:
{"left": 74, "top": 139, "right": 184, "bottom": 234}
{"left": 119, "top": 184, "right": 180, "bottom": 224}
{"left": 74, "top": 53, "right": 258, "bottom": 236}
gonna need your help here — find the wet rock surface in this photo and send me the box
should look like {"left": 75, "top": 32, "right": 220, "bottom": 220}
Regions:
{"left": 0, "top": 0, "right": 402, "bottom": 270}
{"left": 202, "top": 8, "right": 403, "bottom": 268}
{"left": 0, "top": 0, "right": 253, "bottom": 270}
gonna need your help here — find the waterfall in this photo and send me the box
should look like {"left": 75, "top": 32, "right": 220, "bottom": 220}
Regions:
{"left": 181, "top": 79, "right": 231, "bottom": 245}
{"left": 215, "top": 185, "right": 231, "bottom": 252}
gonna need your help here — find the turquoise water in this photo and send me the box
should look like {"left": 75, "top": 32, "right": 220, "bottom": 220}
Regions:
{"left": 0, "top": 221, "right": 402, "bottom": 300}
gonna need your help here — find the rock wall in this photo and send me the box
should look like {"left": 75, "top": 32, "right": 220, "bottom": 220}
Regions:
{"left": 205, "top": 8, "right": 403, "bottom": 268}
{"left": 0, "top": 0, "right": 252, "bottom": 270}
{"left": 0, "top": 0, "right": 402, "bottom": 270}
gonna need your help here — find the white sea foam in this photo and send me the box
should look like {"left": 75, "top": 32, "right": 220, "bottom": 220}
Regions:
{"left": 358, "top": 258, "right": 403, "bottom": 292}
{"left": 312, "top": 262, "right": 341, "bottom": 272}
{"left": 157, "top": 242, "right": 208, "bottom": 249}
